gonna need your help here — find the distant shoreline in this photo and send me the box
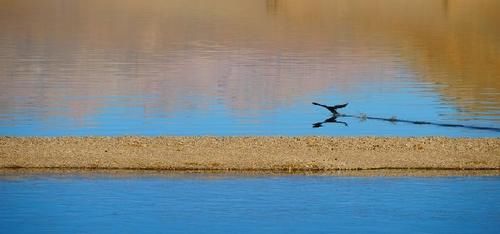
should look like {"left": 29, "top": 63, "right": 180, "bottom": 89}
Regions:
{"left": 1, "top": 137, "right": 499, "bottom": 173}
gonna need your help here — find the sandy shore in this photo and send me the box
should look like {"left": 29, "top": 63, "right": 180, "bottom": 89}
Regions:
{"left": 0, "top": 137, "right": 499, "bottom": 172}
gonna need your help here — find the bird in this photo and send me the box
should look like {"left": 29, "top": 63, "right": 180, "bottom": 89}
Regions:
{"left": 312, "top": 102, "right": 348, "bottom": 115}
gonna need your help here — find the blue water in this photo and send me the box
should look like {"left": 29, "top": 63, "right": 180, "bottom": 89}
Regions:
{"left": 1, "top": 175, "right": 499, "bottom": 233}
{"left": 1, "top": 88, "right": 499, "bottom": 137}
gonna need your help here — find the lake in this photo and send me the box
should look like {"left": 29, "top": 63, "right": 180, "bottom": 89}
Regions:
{"left": 1, "top": 173, "right": 499, "bottom": 233}
{"left": 1, "top": 2, "right": 499, "bottom": 233}
{"left": 0, "top": 0, "right": 499, "bottom": 137}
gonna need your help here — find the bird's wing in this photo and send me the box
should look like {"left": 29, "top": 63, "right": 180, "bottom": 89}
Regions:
{"left": 333, "top": 103, "right": 348, "bottom": 109}
{"left": 312, "top": 102, "right": 327, "bottom": 108}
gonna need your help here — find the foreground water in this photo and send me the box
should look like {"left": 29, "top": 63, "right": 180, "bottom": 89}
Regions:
{"left": 0, "top": 174, "right": 499, "bottom": 233}
{"left": 0, "top": 0, "right": 499, "bottom": 137}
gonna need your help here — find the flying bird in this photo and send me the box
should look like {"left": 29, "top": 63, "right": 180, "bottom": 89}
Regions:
{"left": 312, "top": 102, "right": 348, "bottom": 115}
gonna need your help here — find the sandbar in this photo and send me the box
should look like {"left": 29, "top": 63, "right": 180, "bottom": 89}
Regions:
{"left": 0, "top": 137, "right": 499, "bottom": 172}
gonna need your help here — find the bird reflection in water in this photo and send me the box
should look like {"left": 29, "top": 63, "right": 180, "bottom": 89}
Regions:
{"left": 312, "top": 116, "right": 348, "bottom": 128}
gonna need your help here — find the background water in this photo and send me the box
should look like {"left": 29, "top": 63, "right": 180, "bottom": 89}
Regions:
{"left": 0, "top": 0, "right": 499, "bottom": 136}
{"left": 0, "top": 174, "right": 499, "bottom": 233}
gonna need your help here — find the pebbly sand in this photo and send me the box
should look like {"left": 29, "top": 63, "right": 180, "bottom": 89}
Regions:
{"left": 1, "top": 137, "right": 499, "bottom": 173}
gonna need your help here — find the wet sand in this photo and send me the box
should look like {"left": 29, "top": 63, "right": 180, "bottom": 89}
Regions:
{"left": 0, "top": 137, "right": 499, "bottom": 172}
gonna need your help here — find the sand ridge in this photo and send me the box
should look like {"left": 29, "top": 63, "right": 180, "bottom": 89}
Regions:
{"left": 0, "top": 137, "right": 499, "bottom": 171}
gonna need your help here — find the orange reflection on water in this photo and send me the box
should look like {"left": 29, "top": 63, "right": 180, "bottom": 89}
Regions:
{"left": 0, "top": 0, "right": 498, "bottom": 120}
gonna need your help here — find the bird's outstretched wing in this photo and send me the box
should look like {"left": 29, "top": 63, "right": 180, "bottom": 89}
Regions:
{"left": 332, "top": 103, "right": 348, "bottom": 109}
{"left": 312, "top": 102, "right": 327, "bottom": 108}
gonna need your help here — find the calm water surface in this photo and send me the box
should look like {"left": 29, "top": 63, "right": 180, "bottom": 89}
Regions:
{"left": 0, "top": 175, "right": 499, "bottom": 233}
{"left": 0, "top": 0, "right": 499, "bottom": 136}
